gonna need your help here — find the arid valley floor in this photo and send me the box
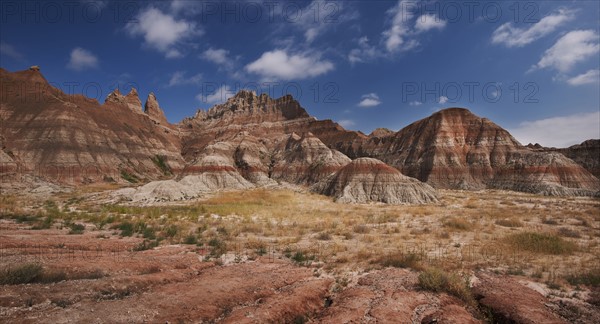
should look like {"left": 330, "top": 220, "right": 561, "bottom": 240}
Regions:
{"left": 1, "top": 188, "right": 599, "bottom": 323}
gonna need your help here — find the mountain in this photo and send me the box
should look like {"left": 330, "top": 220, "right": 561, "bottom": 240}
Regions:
{"left": 527, "top": 140, "right": 600, "bottom": 179}
{"left": 0, "top": 67, "right": 183, "bottom": 185}
{"left": 1, "top": 67, "right": 598, "bottom": 198}
{"left": 312, "top": 158, "right": 438, "bottom": 204}
{"left": 327, "top": 108, "right": 599, "bottom": 196}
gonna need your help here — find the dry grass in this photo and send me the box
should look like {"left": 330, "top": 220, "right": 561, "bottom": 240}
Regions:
{"left": 2, "top": 189, "right": 599, "bottom": 281}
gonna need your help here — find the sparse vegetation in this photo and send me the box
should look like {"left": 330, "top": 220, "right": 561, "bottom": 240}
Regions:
{"left": 151, "top": 155, "right": 172, "bottom": 176}
{"left": 374, "top": 252, "right": 423, "bottom": 270}
{"left": 495, "top": 218, "right": 523, "bottom": 228}
{"left": 504, "top": 232, "right": 577, "bottom": 255}
{"left": 418, "top": 267, "right": 474, "bottom": 306}
{"left": 443, "top": 217, "right": 472, "bottom": 231}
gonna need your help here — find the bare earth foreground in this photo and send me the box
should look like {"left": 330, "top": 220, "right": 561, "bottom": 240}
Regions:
{"left": 1, "top": 189, "right": 599, "bottom": 323}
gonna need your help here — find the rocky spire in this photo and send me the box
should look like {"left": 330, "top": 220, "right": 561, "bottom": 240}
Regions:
{"left": 144, "top": 92, "right": 168, "bottom": 125}
{"left": 105, "top": 88, "right": 125, "bottom": 104}
{"left": 124, "top": 87, "right": 142, "bottom": 112}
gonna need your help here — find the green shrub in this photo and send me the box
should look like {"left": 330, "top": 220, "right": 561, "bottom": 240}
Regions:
{"left": 120, "top": 170, "right": 139, "bottom": 183}
{"left": 118, "top": 222, "right": 134, "bottom": 237}
{"left": 151, "top": 155, "right": 172, "bottom": 175}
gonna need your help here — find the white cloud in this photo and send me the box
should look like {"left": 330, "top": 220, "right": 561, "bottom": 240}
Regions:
{"left": 288, "top": 0, "right": 357, "bottom": 43}
{"left": 533, "top": 30, "right": 599, "bottom": 72}
{"left": 168, "top": 71, "right": 202, "bottom": 87}
{"left": 67, "top": 47, "right": 98, "bottom": 71}
{"left": 0, "top": 42, "right": 23, "bottom": 60}
{"left": 125, "top": 7, "right": 199, "bottom": 58}
{"left": 357, "top": 93, "right": 382, "bottom": 107}
{"left": 245, "top": 49, "right": 334, "bottom": 81}
{"left": 338, "top": 119, "right": 356, "bottom": 128}
{"left": 510, "top": 111, "right": 600, "bottom": 147}
{"left": 409, "top": 101, "right": 422, "bottom": 106}
{"left": 201, "top": 47, "right": 234, "bottom": 70}
{"left": 383, "top": 0, "right": 417, "bottom": 53}
{"left": 197, "top": 85, "right": 236, "bottom": 105}
{"left": 415, "top": 14, "right": 447, "bottom": 33}
{"left": 492, "top": 9, "right": 574, "bottom": 47}
{"left": 567, "top": 69, "right": 600, "bottom": 86}
{"left": 438, "top": 96, "right": 448, "bottom": 104}
{"left": 348, "top": 36, "right": 382, "bottom": 64}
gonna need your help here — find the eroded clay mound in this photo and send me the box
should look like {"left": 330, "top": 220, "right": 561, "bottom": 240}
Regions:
{"left": 312, "top": 157, "right": 438, "bottom": 204}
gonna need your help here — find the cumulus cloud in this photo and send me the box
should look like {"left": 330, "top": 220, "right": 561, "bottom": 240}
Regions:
{"left": 245, "top": 49, "right": 334, "bottom": 81}
{"left": 0, "top": 42, "right": 24, "bottom": 60}
{"left": 492, "top": 9, "right": 574, "bottom": 48}
{"left": 125, "top": 7, "right": 199, "bottom": 58}
{"left": 438, "top": 96, "right": 449, "bottom": 104}
{"left": 415, "top": 14, "right": 447, "bottom": 33}
{"left": 201, "top": 48, "right": 235, "bottom": 70}
{"left": 509, "top": 111, "right": 600, "bottom": 148}
{"left": 358, "top": 93, "right": 382, "bottom": 107}
{"left": 348, "top": 36, "right": 382, "bottom": 64}
{"left": 197, "top": 85, "right": 236, "bottom": 105}
{"left": 67, "top": 47, "right": 98, "bottom": 71}
{"left": 533, "top": 30, "right": 599, "bottom": 72}
{"left": 566, "top": 69, "right": 600, "bottom": 86}
{"left": 168, "top": 71, "right": 202, "bottom": 87}
{"left": 382, "top": 0, "right": 417, "bottom": 53}
{"left": 338, "top": 119, "right": 356, "bottom": 128}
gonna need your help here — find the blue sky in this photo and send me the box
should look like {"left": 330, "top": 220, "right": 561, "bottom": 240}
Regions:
{"left": 1, "top": 0, "right": 599, "bottom": 147}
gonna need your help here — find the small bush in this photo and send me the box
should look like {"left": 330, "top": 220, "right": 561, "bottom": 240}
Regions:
{"left": 418, "top": 267, "right": 474, "bottom": 306}
{"left": 0, "top": 263, "right": 43, "bottom": 285}
{"left": 557, "top": 227, "right": 581, "bottom": 238}
{"left": 68, "top": 223, "right": 85, "bottom": 235}
{"left": 353, "top": 224, "right": 370, "bottom": 234}
{"left": 565, "top": 271, "right": 600, "bottom": 287}
{"left": 151, "top": 155, "right": 172, "bottom": 176}
{"left": 316, "top": 232, "right": 332, "bottom": 241}
{"left": 117, "top": 222, "right": 134, "bottom": 237}
{"left": 120, "top": 170, "right": 140, "bottom": 183}
{"left": 504, "top": 232, "right": 577, "bottom": 255}
{"left": 32, "top": 216, "right": 54, "bottom": 230}
{"left": 134, "top": 239, "right": 159, "bottom": 251}
{"left": 495, "top": 218, "right": 523, "bottom": 228}
{"left": 183, "top": 234, "right": 198, "bottom": 245}
{"left": 375, "top": 252, "right": 423, "bottom": 271}
{"left": 542, "top": 217, "right": 558, "bottom": 225}
{"left": 443, "top": 217, "right": 472, "bottom": 231}
{"left": 0, "top": 264, "right": 69, "bottom": 285}
{"left": 164, "top": 224, "right": 179, "bottom": 238}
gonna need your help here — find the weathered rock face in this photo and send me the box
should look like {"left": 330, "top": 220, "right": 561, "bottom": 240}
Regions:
{"left": 0, "top": 68, "right": 183, "bottom": 184}
{"left": 332, "top": 108, "right": 599, "bottom": 196}
{"left": 271, "top": 132, "right": 351, "bottom": 185}
{"left": 529, "top": 140, "right": 600, "bottom": 179}
{"left": 312, "top": 157, "right": 438, "bottom": 204}
{"left": 2, "top": 67, "right": 597, "bottom": 198}
{"left": 144, "top": 92, "right": 168, "bottom": 125}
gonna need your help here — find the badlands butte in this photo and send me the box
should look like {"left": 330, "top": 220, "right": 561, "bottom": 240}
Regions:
{"left": 0, "top": 66, "right": 599, "bottom": 200}
{"left": 1, "top": 67, "right": 600, "bottom": 323}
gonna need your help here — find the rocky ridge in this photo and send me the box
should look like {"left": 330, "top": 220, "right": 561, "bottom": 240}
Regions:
{"left": 1, "top": 67, "right": 598, "bottom": 200}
